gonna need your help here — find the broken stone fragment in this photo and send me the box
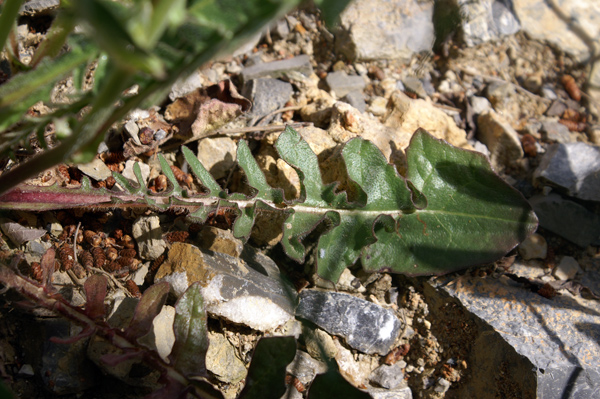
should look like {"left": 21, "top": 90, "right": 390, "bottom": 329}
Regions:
{"left": 367, "top": 386, "right": 413, "bottom": 399}
{"left": 197, "top": 226, "right": 243, "bottom": 258}
{"left": 325, "top": 71, "right": 366, "bottom": 98}
{"left": 534, "top": 142, "right": 600, "bottom": 202}
{"left": 383, "top": 91, "right": 471, "bottom": 150}
{"left": 296, "top": 290, "right": 402, "bottom": 355}
{"left": 518, "top": 233, "right": 547, "bottom": 260}
{"left": 132, "top": 215, "right": 167, "bottom": 261}
{"left": 476, "top": 110, "right": 524, "bottom": 169}
{"left": 196, "top": 137, "right": 237, "bottom": 180}
{"left": 552, "top": 256, "right": 581, "bottom": 280}
{"left": 241, "top": 54, "right": 313, "bottom": 82}
{"left": 155, "top": 242, "right": 297, "bottom": 331}
{"left": 369, "top": 361, "right": 406, "bottom": 389}
{"left": 242, "top": 78, "right": 293, "bottom": 124}
{"left": 77, "top": 157, "right": 112, "bottom": 181}
{"left": 122, "top": 159, "right": 150, "bottom": 185}
{"left": 205, "top": 331, "right": 247, "bottom": 384}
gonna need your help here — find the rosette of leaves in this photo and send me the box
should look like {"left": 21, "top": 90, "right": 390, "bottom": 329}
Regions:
{"left": 0, "top": 127, "right": 538, "bottom": 283}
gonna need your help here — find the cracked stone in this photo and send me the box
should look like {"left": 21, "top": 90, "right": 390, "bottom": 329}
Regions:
{"left": 155, "top": 242, "right": 297, "bottom": 331}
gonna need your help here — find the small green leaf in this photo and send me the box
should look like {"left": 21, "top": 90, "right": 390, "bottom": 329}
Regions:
{"left": 237, "top": 140, "right": 283, "bottom": 204}
{"left": 158, "top": 154, "right": 183, "bottom": 196}
{"left": 182, "top": 146, "right": 225, "bottom": 198}
{"left": 238, "top": 336, "right": 296, "bottom": 399}
{"left": 170, "top": 283, "right": 209, "bottom": 378}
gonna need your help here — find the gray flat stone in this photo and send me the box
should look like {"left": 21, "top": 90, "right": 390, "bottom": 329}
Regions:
{"left": 296, "top": 290, "right": 402, "bottom": 355}
{"left": 541, "top": 120, "right": 572, "bottom": 143}
{"left": 243, "top": 78, "right": 293, "bottom": 123}
{"left": 529, "top": 194, "right": 600, "bottom": 247}
{"left": 342, "top": 91, "right": 367, "bottom": 113}
{"left": 241, "top": 55, "right": 313, "bottom": 82}
{"left": 534, "top": 142, "right": 600, "bottom": 202}
{"left": 426, "top": 269, "right": 600, "bottom": 398}
{"left": 326, "top": 71, "right": 366, "bottom": 98}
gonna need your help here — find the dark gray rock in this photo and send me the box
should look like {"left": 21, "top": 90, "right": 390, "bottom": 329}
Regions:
{"left": 426, "top": 269, "right": 600, "bottom": 399}
{"left": 342, "top": 90, "right": 367, "bottom": 113}
{"left": 242, "top": 78, "right": 293, "bottom": 124}
{"left": 336, "top": 0, "right": 434, "bottom": 61}
{"left": 534, "top": 142, "right": 600, "bottom": 202}
{"left": 458, "top": 0, "right": 521, "bottom": 46}
{"left": 241, "top": 54, "right": 313, "bottom": 82}
{"left": 529, "top": 194, "right": 600, "bottom": 247}
{"left": 541, "top": 120, "right": 572, "bottom": 143}
{"left": 370, "top": 361, "right": 406, "bottom": 389}
{"left": 326, "top": 71, "right": 366, "bottom": 98}
{"left": 296, "top": 290, "right": 402, "bottom": 355}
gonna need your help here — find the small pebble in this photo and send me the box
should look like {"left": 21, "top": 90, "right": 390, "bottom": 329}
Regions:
{"left": 518, "top": 233, "right": 548, "bottom": 260}
{"left": 552, "top": 256, "right": 581, "bottom": 280}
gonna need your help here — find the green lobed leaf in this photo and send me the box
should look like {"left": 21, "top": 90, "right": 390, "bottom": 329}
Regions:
{"left": 360, "top": 129, "right": 538, "bottom": 275}
{"left": 170, "top": 282, "right": 209, "bottom": 378}
{"left": 0, "top": 126, "right": 537, "bottom": 283}
{"left": 238, "top": 336, "right": 296, "bottom": 399}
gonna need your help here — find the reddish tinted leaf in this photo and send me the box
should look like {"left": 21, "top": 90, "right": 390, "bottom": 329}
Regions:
{"left": 124, "top": 282, "right": 169, "bottom": 342}
{"left": 40, "top": 247, "right": 55, "bottom": 289}
{"left": 84, "top": 274, "right": 108, "bottom": 320}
